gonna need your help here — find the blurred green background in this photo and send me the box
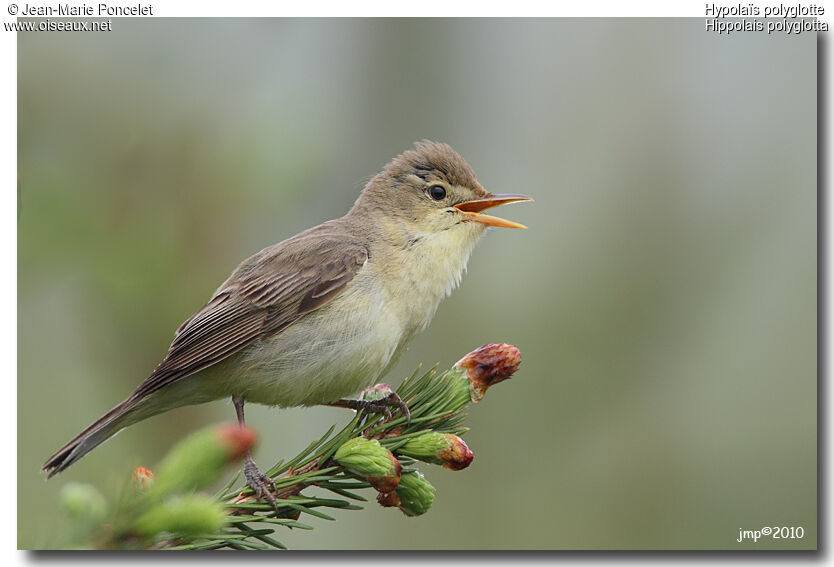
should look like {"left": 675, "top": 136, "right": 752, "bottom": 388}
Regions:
{"left": 18, "top": 19, "right": 816, "bottom": 549}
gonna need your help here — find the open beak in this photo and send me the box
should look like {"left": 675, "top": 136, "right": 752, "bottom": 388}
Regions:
{"left": 454, "top": 193, "right": 533, "bottom": 229}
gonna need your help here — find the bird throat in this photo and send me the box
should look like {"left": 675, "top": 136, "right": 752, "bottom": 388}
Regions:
{"left": 375, "top": 221, "right": 486, "bottom": 336}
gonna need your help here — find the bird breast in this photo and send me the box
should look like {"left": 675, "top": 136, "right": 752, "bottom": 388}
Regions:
{"left": 373, "top": 221, "right": 485, "bottom": 334}
{"left": 224, "top": 222, "right": 484, "bottom": 407}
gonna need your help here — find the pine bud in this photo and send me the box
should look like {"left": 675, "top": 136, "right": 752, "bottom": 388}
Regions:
{"left": 333, "top": 437, "right": 402, "bottom": 492}
{"left": 134, "top": 494, "right": 226, "bottom": 538}
{"left": 376, "top": 490, "right": 401, "bottom": 508}
{"left": 132, "top": 466, "right": 155, "bottom": 490}
{"left": 454, "top": 343, "right": 521, "bottom": 403}
{"left": 59, "top": 482, "right": 108, "bottom": 525}
{"left": 398, "top": 432, "right": 474, "bottom": 470}
{"left": 150, "top": 424, "right": 257, "bottom": 497}
{"left": 395, "top": 471, "right": 435, "bottom": 517}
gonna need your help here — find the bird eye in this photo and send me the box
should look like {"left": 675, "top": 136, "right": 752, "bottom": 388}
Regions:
{"left": 428, "top": 185, "right": 447, "bottom": 201}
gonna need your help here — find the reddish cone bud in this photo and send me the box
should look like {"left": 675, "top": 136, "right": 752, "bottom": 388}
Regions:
{"left": 398, "top": 432, "right": 474, "bottom": 471}
{"left": 215, "top": 424, "right": 258, "bottom": 461}
{"left": 454, "top": 343, "right": 521, "bottom": 402}
{"left": 437, "top": 435, "right": 474, "bottom": 471}
{"left": 368, "top": 452, "right": 403, "bottom": 493}
{"left": 376, "top": 490, "right": 401, "bottom": 508}
{"left": 132, "top": 466, "right": 155, "bottom": 489}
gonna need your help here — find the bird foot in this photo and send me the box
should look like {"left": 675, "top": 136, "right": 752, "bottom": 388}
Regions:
{"left": 331, "top": 392, "right": 411, "bottom": 425}
{"left": 243, "top": 454, "right": 278, "bottom": 514}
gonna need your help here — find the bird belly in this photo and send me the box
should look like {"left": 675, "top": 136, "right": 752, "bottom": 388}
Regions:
{"left": 172, "top": 227, "right": 483, "bottom": 409}
{"left": 228, "top": 281, "right": 405, "bottom": 407}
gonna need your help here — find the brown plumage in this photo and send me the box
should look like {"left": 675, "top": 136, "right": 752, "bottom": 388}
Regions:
{"left": 42, "top": 140, "right": 530, "bottom": 499}
{"left": 43, "top": 226, "right": 369, "bottom": 477}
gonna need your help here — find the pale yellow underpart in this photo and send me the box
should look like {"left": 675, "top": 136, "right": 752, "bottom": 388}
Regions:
{"left": 138, "top": 219, "right": 486, "bottom": 414}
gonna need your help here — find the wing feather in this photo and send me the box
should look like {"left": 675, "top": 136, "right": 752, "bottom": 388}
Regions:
{"left": 129, "top": 233, "right": 369, "bottom": 400}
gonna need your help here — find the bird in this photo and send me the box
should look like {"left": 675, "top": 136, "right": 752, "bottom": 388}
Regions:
{"left": 42, "top": 140, "right": 531, "bottom": 509}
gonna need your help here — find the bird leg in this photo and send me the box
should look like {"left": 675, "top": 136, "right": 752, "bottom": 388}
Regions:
{"left": 328, "top": 391, "right": 411, "bottom": 425}
{"left": 233, "top": 397, "right": 278, "bottom": 513}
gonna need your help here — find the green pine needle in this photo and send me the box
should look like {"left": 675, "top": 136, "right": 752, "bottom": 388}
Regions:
{"left": 63, "top": 353, "right": 513, "bottom": 550}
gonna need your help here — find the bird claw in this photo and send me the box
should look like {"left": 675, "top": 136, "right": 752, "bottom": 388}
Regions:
{"left": 329, "top": 390, "right": 411, "bottom": 427}
{"left": 243, "top": 455, "right": 278, "bottom": 514}
{"left": 381, "top": 392, "right": 411, "bottom": 426}
{"left": 358, "top": 392, "right": 411, "bottom": 426}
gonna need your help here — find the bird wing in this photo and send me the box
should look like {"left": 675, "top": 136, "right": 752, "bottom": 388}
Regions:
{"left": 129, "top": 230, "right": 369, "bottom": 400}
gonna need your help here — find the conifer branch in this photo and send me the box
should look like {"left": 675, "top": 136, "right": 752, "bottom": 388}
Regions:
{"left": 57, "top": 343, "right": 521, "bottom": 550}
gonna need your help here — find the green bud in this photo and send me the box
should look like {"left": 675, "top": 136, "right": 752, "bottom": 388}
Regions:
{"left": 134, "top": 494, "right": 226, "bottom": 538}
{"left": 333, "top": 437, "right": 402, "bottom": 492}
{"left": 395, "top": 471, "right": 435, "bottom": 517}
{"left": 150, "top": 424, "right": 257, "bottom": 497}
{"left": 447, "top": 367, "right": 474, "bottom": 410}
{"left": 59, "top": 482, "right": 108, "bottom": 525}
{"left": 398, "top": 432, "right": 474, "bottom": 471}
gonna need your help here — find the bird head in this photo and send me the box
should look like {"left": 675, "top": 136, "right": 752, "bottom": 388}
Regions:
{"left": 351, "top": 140, "right": 531, "bottom": 239}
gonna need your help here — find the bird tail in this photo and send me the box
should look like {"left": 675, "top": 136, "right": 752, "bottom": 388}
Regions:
{"left": 42, "top": 396, "right": 144, "bottom": 479}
